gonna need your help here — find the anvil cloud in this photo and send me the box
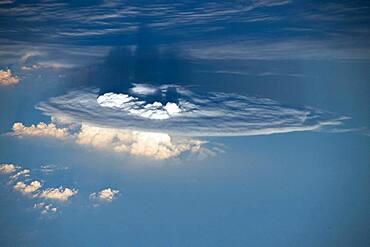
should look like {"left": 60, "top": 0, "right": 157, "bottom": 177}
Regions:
{"left": 36, "top": 84, "right": 346, "bottom": 137}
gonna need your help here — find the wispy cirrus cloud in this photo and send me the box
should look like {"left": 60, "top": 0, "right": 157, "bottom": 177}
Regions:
{"left": 21, "top": 61, "right": 75, "bottom": 71}
{"left": 182, "top": 38, "right": 370, "bottom": 60}
{"left": 20, "top": 51, "right": 43, "bottom": 62}
{"left": 0, "top": 0, "right": 290, "bottom": 40}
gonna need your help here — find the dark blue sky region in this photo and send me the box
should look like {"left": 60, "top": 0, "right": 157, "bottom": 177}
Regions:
{"left": 0, "top": 1, "right": 369, "bottom": 247}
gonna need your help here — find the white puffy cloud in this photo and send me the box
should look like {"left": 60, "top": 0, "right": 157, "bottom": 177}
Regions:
{"left": 0, "top": 69, "right": 19, "bottom": 85}
{"left": 1, "top": 162, "right": 78, "bottom": 216}
{"left": 12, "top": 122, "right": 70, "bottom": 139}
{"left": 0, "top": 163, "right": 19, "bottom": 174}
{"left": 39, "top": 187, "right": 78, "bottom": 201}
{"left": 11, "top": 120, "right": 206, "bottom": 160}
{"left": 76, "top": 123, "right": 204, "bottom": 159}
{"left": 90, "top": 188, "right": 119, "bottom": 202}
{"left": 14, "top": 180, "right": 42, "bottom": 195}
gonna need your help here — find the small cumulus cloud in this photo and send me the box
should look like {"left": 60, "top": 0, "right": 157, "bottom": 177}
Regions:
{"left": 1, "top": 162, "right": 79, "bottom": 216}
{"left": 14, "top": 180, "right": 42, "bottom": 195}
{"left": 0, "top": 68, "right": 19, "bottom": 85}
{"left": 0, "top": 163, "right": 19, "bottom": 174}
{"left": 90, "top": 188, "right": 120, "bottom": 203}
{"left": 39, "top": 187, "right": 78, "bottom": 202}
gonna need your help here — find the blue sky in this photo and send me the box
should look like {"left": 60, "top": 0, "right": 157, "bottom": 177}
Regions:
{"left": 0, "top": 0, "right": 369, "bottom": 246}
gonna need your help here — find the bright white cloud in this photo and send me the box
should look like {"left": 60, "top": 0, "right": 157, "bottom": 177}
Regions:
{"left": 90, "top": 188, "right": 119, "bottom": 202}
{"left": 97, "top": 92, "right": 182, "bottom": 120}
{"left": 39, "top": 187, "right": 78, "bottom": 201}
{"left": 0, "top": 163, "right": 18, "bottom": 174}
{"left": 11, "top": 120, "right": 206, "bottom": 160}
{"left": 14, "top": 180, "right": 42, "bottom": 195}
{"left": 97, "top": 92, "right": 139, "bottom": 108}
{"left": 0, "top": 69, "right": 19, "bottom": 85}
{"left": 12, "top": 122, "right": 69, "bottom": 139}
{"left": 76, "top": 123, "right": 204, "bottom": 159}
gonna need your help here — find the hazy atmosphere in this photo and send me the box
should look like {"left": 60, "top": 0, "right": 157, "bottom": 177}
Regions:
{"left": 0, "top": 1, "right": 369, "bottom": 246}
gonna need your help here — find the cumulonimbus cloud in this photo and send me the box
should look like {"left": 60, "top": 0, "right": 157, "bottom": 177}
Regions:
{"left": 11, "top": 121, "right": 206, "bottom": 160}
{"left": 9, "top": 84, "right": 347, "bottom": 160}
{"left": 36, "top": 84, "right": 347, "bottom": 137}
